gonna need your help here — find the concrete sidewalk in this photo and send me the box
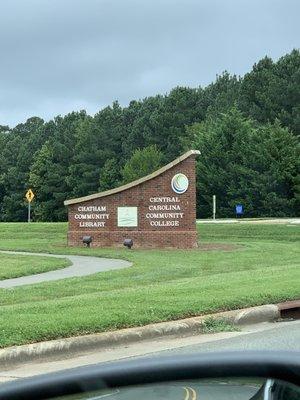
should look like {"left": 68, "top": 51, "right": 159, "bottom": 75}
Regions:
{"left": 0, "top": 250, "right": 132, "bottom": 288}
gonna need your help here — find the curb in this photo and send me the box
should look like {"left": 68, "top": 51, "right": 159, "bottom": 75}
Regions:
{"left": 0, "top": 301, "right": 298, "bottom": 370}
{"left": 233, "top": 304, "right": 279, "bottom": 325}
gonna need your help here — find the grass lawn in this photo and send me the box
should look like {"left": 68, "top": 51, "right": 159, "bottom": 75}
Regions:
{"left": 0, "top": 253, "right": 70, "bottom": 280}
{"left": 0, "top": 222, "right": 299, "bottom": 348}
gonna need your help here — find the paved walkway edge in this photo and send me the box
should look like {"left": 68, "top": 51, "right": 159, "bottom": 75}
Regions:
{"left": 2, "top": 301, "right": 299, "bottom": 370}
{"left": 0, "top": 251, "right": 132, "bottom": 288}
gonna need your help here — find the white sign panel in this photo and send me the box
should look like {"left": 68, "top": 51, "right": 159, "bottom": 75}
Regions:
{"left": 117, "top": 207, "right": 138, "bottom": 227}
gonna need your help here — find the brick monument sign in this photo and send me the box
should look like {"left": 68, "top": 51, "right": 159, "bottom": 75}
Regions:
{"left": 64, "top": 149, "right": 200, "bottom": 249}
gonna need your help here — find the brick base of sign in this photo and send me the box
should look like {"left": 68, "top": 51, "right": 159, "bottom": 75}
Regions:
{"left": 68, "top": 230, "right": 198, "bottom": 249}
{"left": 65, "top": 150, "right": 200, "bottom": 250}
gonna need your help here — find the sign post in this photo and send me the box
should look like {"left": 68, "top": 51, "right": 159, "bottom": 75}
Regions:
{"left": 212, "top": 195, "right": 216, "bottom": 220}
{"left": 25, "top": 189, "right": 35, "bottom": 223}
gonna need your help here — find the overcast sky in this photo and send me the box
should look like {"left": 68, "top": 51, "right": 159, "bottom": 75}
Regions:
{"left": 0, "top": 0, "right": 299, "bottom": 127}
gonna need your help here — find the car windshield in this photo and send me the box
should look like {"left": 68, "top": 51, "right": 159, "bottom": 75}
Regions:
{"left": 0, "top": 0, "right": 299, "bottom": 394}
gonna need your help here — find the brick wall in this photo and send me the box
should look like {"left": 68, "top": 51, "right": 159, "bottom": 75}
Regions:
{"left": 66, "top": 154, "right": 198, "bottom": 249}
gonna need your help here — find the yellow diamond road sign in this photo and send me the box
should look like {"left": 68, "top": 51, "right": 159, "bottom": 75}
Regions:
{"left": 25, "top": 189, "right": 35, "bottom": 203}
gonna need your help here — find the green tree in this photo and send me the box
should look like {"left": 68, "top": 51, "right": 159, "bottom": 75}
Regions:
{"left": 204, "top": 72, "right": 241, "bottom": 116}
{"left": 0, "top": 117, "right": 45, "bottom": 221}
{"left": 67, "top": 102, "right": 125, "bottom": 198}
{"left": 239, "top": 49, "right": 300, "bottom": 136}
{"left": 246, "top": 120, "right": 299, "bottom": 216}
{"left": 29, "top": 142, "right": 56, "bottom": 221}
{"left": 123, "top": 87, "right": 201, "bottom": 163}
{"left": 190, "top": 108, "right": 299, "bottom": 218}
{"left": 122, "top": 145, "right": 163, "bottom": 184}
{"left": 29, "top": 112, "right": 87, "bottom": 221}
{"left": 98, "top": 158, "right": 121, "bottom": 191}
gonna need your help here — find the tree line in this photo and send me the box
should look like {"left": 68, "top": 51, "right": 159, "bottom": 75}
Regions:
{"left": 0, "top": 49, "right": 299, "bottom": 221}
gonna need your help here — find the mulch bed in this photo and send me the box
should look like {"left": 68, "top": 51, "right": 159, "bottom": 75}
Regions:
{"left": 197, "top": 243, "right": 242, "bottom": 251}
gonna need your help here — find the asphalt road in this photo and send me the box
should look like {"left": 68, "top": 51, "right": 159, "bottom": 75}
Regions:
{"left": 147, "top": 320, "right": 300, "bottom": 356}
{"left": 93, "top": 321, "right": 300, "bottom": 399}
{"left": 92, "top": 381, "right": 262, "bottom": 400}
{"left": 1, "top": 320, "right": 299, "bottom": 400}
